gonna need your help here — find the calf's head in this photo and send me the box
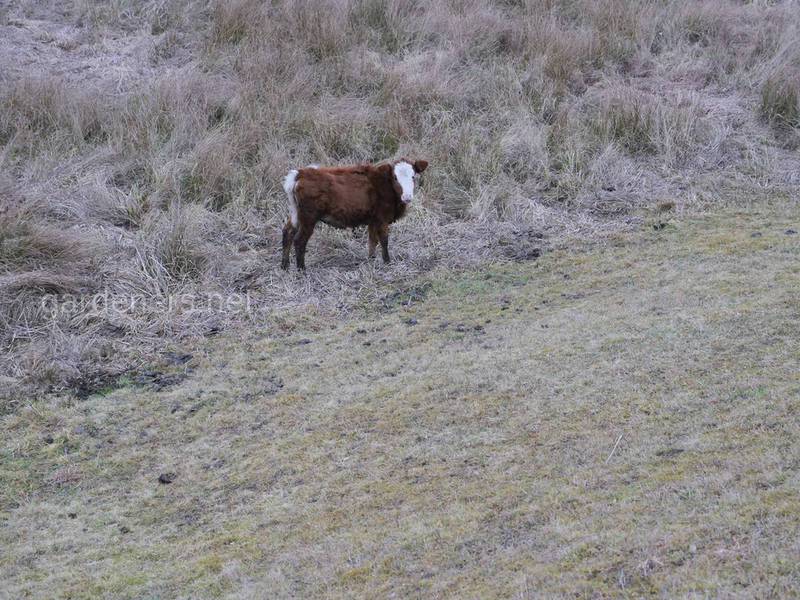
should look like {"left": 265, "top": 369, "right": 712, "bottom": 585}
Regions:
{"left": 389, "top": 159, "right": 429, "bottom": 204}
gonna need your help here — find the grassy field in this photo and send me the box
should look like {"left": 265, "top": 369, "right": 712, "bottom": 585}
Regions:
{"left": 2, "top": 203, "right": 798, "bottom": 598}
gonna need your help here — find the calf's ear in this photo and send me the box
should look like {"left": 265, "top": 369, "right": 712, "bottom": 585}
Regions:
{"left": 413, "top": 160, "right": 429, "bottom": 173}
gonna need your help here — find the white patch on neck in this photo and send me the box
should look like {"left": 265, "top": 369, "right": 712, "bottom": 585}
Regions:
{"left": 394, "top": 161, "right": 415, "bottom": 203}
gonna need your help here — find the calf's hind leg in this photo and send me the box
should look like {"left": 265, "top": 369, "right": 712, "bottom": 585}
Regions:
{"left": 281, "top": 220, "right": 295, "bottom": 270}
{"left": 367, "top": 224, "right": 379, "bottom": 259}
{"left": 293, "top": 220, "right": 316, "bottom": 270}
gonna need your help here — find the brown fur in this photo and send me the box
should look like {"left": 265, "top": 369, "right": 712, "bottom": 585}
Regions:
{"left": 281, "top": 159, "right": 428, "bottom": 270}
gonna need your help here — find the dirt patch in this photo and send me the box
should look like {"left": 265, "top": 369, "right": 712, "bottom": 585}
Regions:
{"left": 69, "top": 370, "right": 128, "bottom": 400}
{"left": 381, "top": 282, "right": 432, "bottom": 310}
{"left": 499, "top": 229, "right": 545, "bottom": 262}
{"left": 131, "top": 370, "right": 188, "bottom": 392}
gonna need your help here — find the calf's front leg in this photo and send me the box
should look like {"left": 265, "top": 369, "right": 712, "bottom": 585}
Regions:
{"left": 378, "top": 224, "right": 391, "bottom": 264}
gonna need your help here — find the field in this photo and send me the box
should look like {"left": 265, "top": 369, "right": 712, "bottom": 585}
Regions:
{"left": 3, "top": 204, "right": 799, "bottom": 597}
{"left": 1, "top": 0, "right": 799, "bottom": 597}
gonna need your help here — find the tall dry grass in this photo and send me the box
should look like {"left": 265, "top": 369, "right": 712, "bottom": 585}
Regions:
{"left": 1, "top": 0, "right": 799, "bottom": 400}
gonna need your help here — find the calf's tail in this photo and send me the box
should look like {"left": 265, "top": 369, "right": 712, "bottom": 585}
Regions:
{"left": 283, "top": 169, "right": 299, "bottom": 228}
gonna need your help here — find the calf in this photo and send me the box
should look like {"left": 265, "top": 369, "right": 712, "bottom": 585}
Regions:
{"left": 281, "top": 158, "right": 428, "bottom": 270}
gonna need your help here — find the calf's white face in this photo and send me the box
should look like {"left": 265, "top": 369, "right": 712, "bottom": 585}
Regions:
{"left": 393, "top": 161, "right": 416, "bottom": 204}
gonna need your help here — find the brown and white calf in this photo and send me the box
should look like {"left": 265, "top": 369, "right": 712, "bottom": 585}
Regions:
{"left": 281, "top": 158, "right": 428, "bottom": 270}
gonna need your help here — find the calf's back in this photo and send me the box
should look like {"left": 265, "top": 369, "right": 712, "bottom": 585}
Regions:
{"left": 294, "top": 165, "right": 401, "bottom": 228}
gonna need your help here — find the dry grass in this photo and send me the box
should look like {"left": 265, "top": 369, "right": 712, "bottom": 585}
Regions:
{"left": 761, "top": 73, "right": 799, "bottom": 130}
{"left": 2, "top": 3, "right": 799, "bottom": 593}
{"left": 0, "top": 0, "right": 799, "bottom": 396}
{"left": 2, "top": 204, "right": 799, "bottom": 597}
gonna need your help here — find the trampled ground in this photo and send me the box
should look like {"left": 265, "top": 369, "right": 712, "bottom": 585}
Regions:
{"left": 2, "top": 204, "right": 799, "bottom": 598}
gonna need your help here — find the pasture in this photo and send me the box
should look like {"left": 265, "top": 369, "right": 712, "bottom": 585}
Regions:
{"left": 1, "top": 0, "right": 799, "bottom": 597}
{"left": 3, "top": 205, "right": 799, "bottom": 597}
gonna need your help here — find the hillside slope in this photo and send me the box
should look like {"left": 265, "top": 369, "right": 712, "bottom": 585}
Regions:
{"left": 2, "top": 204, "right": 799, "bottom": 598}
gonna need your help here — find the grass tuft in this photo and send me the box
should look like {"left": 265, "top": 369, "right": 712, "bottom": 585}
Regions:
{"left": 761, "top": 74, "right": 799, "bottom": 129}
{"left": 591, "top": 89, "right": 657, "bottom": 155}
{"left": 209, "top": 0, "right": 262, "bottom": 46}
